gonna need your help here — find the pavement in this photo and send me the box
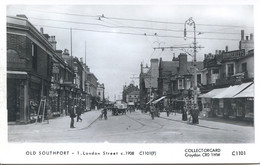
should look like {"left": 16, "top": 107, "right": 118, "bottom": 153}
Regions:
{"left": 8, "top": 109, "right": 102, "bottom": 135}
{"left": 139, "top": 110, "right": 253, "bottom": 130}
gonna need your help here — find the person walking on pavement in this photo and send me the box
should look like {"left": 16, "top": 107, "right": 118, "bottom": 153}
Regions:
{"left": 103, "top": 107, "right": 108, "bottom": 120}
{"left": 76, "top": 105, "right": 82, "bottom": 122}
{"left": 150, "top": 104, "right": 155, "bottom": 120}
{"left": 182, "top": 98, "right": 188, "bottom": 121}
{"left": 69, "top": 105, "right": 76, "bottom": 128}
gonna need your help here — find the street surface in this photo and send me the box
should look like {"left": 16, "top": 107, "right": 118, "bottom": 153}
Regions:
{"left": 8, "top": 110, "right": 254, "bottom": 143}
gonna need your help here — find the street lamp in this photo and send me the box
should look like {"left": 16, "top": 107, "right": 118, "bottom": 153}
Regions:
{"left": 184, "top": 17, "right": 198, "bottom": 105}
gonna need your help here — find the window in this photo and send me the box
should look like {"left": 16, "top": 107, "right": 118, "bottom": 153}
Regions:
{"left": 227, "top": 63, "right": 234, "bottom": 77}
{"left": 98, "top": 92, "right": 101, "bottom": 96}
{"left": 197, "top": 74, "right": 201, "bottom": 84}
{"left": 178, "top": 79, "right": 184, "bottom": 89}
{"left": 186, "top": 79, "right": 191, "bottom": 89}
{"left": 242, "top": 62, "right": 247, "bottom": 73}
{"left": 32, "top": 43, "right": 37, "bottom": 71}
{"left": 212, "top": 69, "right": 219, "bottom": 74}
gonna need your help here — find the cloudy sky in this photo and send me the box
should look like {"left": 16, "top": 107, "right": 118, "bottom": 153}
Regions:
{"left": 6, "top": 4, "right": 254, "bottom": 101}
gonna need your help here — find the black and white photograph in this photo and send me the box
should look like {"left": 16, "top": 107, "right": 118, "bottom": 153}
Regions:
{"left": 0, "top": 0, "right": 260, "bottom": 164}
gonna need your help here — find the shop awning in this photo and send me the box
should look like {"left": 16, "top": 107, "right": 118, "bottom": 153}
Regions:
{"left": 152, "top": 96, "right": 166, "bottom": 104}
{"left": 199, "top": 88, "right": 228, "bottom": 98}
{"left": 7, "top": 71, "right": 27, "bottom": 75}
{"left": 213, "top": 82, "right": 252, "bottom": 99}
{"left": 234, "top": 83, "right": 254, "bottom": 98}
{"left": 7, "top": 70, "right": 28, "bottom": 79}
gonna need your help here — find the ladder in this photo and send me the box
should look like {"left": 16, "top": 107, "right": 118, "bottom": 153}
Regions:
{"left": 36, "top": 97, "right": 46, "bottom": 123}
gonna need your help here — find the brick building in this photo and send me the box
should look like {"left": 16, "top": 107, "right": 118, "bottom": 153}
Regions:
{"left": 7, "top": 15, "right": 54, "bottom": 123}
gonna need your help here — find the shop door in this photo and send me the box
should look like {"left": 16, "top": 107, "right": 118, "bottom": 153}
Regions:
{"left": 7, "top": 79, "right": 18, "bottom": 122}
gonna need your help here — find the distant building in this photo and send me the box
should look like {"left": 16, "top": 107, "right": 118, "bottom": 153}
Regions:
{"left": 122, "top": 83, "right": 139, "bottom": 102}
{"left": 139, "top": 59, "right": 159, "bottom": 110}
{"left": 126, "top": 90, "right": 140, "bottom": 104}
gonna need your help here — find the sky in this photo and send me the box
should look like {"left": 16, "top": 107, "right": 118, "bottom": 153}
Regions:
{"left": 6, "top": 4, "right": 254, "bottom": 101}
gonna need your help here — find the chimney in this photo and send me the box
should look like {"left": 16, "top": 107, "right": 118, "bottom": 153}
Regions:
{"left": 40, "top": 27, "right": 44, "bottom": 34}
{"left": 178, "top": 53, "right": 187, "bottom": 75}
{"left": 80, "top": 57, "right": 83, "bottom": 63}
{"left": 49, "top": 35, "right": 57, "bottom": 50}
{"left": 250, "top": 33, "right": 254, "bottom": 40}
{"left": 246, "top": 36, "right": 249, "bottom": 40}
{"left": 225, "top": 45, "right": 228, "bottom": 52}
{"left": 241, "top": 30, "right": 244, "bottom": 40}
{"left": 172, "top": 53, "right": 178, "bottom": 61}
{"left": 63, "top": 49, "right": 70, "bottom": 56}
{"left": 215, "top": 50, "right": 218, "bottom": 55}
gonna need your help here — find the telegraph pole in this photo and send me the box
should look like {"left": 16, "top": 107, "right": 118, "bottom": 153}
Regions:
{"left": 184, "top": 17, "right": 199, "bottom": 124}
{"left": 184, "top": 17, "right": 197, "bottom": 104}
{"left": 70, "top": 28, "right": 73, "bottom": 67}
{"left": 85, "top": 40, "right": 86, "bottom": 64}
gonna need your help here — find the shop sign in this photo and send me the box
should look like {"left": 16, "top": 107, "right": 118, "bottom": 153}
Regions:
{"left": 222, "top": 49, "right": 245, "bottom": 60}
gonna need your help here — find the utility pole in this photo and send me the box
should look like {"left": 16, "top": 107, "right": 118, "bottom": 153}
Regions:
{"left": 85, "top": 40, "right": 86, "bottom": 64}
{"left": 70, "top": 28, "right": 73, "bottom": 67}
{"left": 184, "top": 17, "right": 199, "bottom": 124}
{"left": 184, "top": 17, "right": 197, "bottom": 105}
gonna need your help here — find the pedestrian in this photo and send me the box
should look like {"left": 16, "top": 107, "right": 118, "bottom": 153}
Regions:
{"left": 69, "top": 105, "right": 76, "bottom": 128}
{"left": 150, "top": 105, "right": 155, "bottom": 120}
{"left": 76, "top": 105, "right": 82, "bottom": 122}
{"left": 182, "top": 98, "right": 188, "bottom": 121}
{"left": 103, "top": 107, "right": 108, "bottom": 120}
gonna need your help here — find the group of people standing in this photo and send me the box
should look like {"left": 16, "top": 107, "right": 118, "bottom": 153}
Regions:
{"left": 182, "top": 97, "right": 199, "bottom": 124}
{"left": 69, "top": 105, "right": 83, "bottom": 128}
{"left": 148, "top": 97, "right": 200, "bottom": 124}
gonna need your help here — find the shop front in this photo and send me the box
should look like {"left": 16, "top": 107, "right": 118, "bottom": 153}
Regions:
{"left": 7, "top": 71, "right": 29, "bottom": 123}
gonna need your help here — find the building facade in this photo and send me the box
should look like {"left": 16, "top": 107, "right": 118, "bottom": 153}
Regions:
{"left": 199, "top": 30, "right": 254, "bottom": 120}
{"left": 7, "top": 15, "right": 102, "bottom": 123}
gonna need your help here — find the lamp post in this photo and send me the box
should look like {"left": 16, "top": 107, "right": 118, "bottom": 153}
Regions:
{"left": 184, "top": 17, "right": 197, "bottom": 104}
{"left": 184, "top": 17, "right": 199, "bottom": 124}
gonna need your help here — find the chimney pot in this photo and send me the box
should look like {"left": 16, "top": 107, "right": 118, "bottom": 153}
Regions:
{"left": 225, "top": 45, "right": 228, "bottom": 52}
{"left": 250, "top": 33, "right": 254, "bottom": 40}
{"left": 40, "top": 27, "right": 44, "bottom": 34}
{"left": 246, "top": 36, "right": 249, "bottom": 40}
